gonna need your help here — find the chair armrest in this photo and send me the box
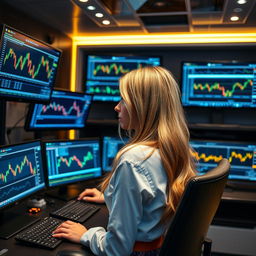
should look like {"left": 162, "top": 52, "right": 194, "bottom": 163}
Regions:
{"left": 202, "top": 238, "right": 212, "bottom": 256}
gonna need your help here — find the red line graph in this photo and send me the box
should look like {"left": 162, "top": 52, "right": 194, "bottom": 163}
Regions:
{"left": 41, "top": 101, "right": 82, "bottom": 117}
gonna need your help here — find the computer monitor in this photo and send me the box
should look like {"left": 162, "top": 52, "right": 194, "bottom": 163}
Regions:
{"left": 102, "top": 136, "right": 128, "bottom": 172}
{"left": 0, "top": 140, "right": 45, "bottom": 238}
{"left": 85, "top": 55, "right": 161, "bottom": 102}
{"left": 43, "top": 138, "right": 102, "bottom": 200}
{"left": 181, "top": 62, "right": 256, "bottom": 108}
{"left": 0, "top": 24, "right": 61, "bottom": 103}
{"left": 190, "top": 140, "right": 256, "bottom": 190}
{"left": 25, "top": 89, "right": 92, "bottom": 130}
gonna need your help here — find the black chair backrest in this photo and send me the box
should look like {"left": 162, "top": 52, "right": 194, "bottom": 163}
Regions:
{"left": 159, "top": 158, "right": 230, "bottom": 256}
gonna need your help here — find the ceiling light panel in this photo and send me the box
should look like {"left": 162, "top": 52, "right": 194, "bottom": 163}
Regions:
{"left": 237, "top": 0, "right": 247, "bottom": 4}
{"left": 223, "top": 0, "right": 255, "bottom": 23}
{"left": 137, "top": 0, "right": 187, "bottom": 13}
{"left": 230, "top": 16, "right": 240, "bottom": 21}
{"left": 190, "top": 0, "right": 224, "bottom": 12}
{"left": 72, "top": 0, "right": 118, "bottom": 27}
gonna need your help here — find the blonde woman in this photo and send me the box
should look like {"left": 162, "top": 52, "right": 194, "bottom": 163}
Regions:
{"left": 53, "top": 66, "right": 196, "bottom": 256}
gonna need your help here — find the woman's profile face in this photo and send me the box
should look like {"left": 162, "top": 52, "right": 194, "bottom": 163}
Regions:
{"left": 114, "top": 99, "right": 131, "bottom": 130}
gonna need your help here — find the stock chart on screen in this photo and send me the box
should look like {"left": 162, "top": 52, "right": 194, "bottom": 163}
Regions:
{"left": 182, "top": 62, "right": 256, "bottom": 108}
{"left": 44, "top": 139, "right": 101, "bottom": 187}
{"left": 85, "top": 55, "right": 161, "bottom": 101}
{"left": 190, "top": 140, "right": 256, "bottom": 181}
{"left": 0, "top": 141, "right": 45, "bottom": 209}
{"left": 26, "top": 89, "right": 92, "bottom": 129}
{"left": 0, "top": 25, "right": 61, "bottom": 102}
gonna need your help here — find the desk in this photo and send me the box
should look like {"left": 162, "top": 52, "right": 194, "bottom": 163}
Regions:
{"left": 1, "top": 187, "right": 255, "bottom": 256}
{"left": 0, "top": 193, "right": 109, "bottom": 256}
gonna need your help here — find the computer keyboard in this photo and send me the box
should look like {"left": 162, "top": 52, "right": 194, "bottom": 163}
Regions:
{"left": 15, "top": 217, "right": 63, "bottom": 249}
{"left": 50, "top": 200, "right": 100, "bottom": 223}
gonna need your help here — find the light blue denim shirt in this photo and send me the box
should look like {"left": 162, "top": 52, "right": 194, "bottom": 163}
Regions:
{"left": 81, "top": 145, "right": 168, "bottom": 256}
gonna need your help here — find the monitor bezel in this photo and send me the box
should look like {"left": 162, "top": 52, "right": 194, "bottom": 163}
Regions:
{"left": 180, "top": 60, "right": 256, "bottom": 109}
{"left": 24, "top": 88, "right": 93, "bottom": 131}
{"left": 83, "top": 53, "right": 162, "bottom": 103}
{"left": 0, "top": 24, "right": 62, "bottom": 104}
{"left": 41, "top": 137, "right": 102, "bottom": 188}
{"left": 0, "top": 139, "right": 46, "bottom": 211}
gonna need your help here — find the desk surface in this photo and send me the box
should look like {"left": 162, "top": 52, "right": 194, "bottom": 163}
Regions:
{"left": 223, "top": 188, "right": 256, "bottom": 203}
{"left": 0, "top": 193, "right": 108, "bottom": 256}
{"left": 0, "top": 184, "right": 255, "bottom": 256}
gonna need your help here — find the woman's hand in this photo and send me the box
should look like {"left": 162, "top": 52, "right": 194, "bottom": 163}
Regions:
{"left": 52, "top": 221, "right": 87, "bottom": 243}
{"left": 77, "top": 188, "right": 105, "bottom": 204}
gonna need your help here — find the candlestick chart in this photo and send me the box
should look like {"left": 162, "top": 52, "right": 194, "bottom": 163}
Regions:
{"left": 193, "top": 79, "right": 253, "bottom": 98}
{"left": 0, "top": 152, "right": 37, "bottom": 186}
{"left": 45, "top": 140, "right": 101, "bottom": 187}
{"left": 26, "top": 90, "right": 92, "bottom": 129}
{"left": 85, "top": 55, "right": 160, "bottom": 101}
{"left": 87, "top": 84, "right": 120, "bottom": 96}
{"left": 182, "top": 62, "right": 256, "bottom": 107}
{"left": 2, "top": 41, "right": 56, "bottom": 84}
{"left": 91, "top": 62, "right": 145, "bottom": 79}
{"left": 0, "top": 141, "right": 44, "bottom": 206}
{"left": 190, "top": 141, "right": 256, "bottom": 181}
{"left": 192, "top": 147, "right": 253, "bottom": 167}
{"left": 40, "top": 100, "right": 85, "bottom": 117}
{"left": 57, "top": 149, "right": 94, "bottom": 174}
{"left": 0, "top": 25, "right": 61, "bottom": 102}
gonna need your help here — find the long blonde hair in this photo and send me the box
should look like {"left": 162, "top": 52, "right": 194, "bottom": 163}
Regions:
{"left": 101, "top": 66, "right": 196, "bottom": 222}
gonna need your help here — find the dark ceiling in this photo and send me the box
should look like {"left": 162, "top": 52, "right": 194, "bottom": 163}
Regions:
{"left": 1, "top": 0, "right": 256, "bottom": 37}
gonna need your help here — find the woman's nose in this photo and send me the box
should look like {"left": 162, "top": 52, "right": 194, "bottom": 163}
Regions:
{"left": 114, "top": 103, "right": 120, "bottom": 112}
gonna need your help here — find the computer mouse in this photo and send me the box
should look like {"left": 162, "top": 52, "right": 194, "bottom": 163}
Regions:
{"left": 56, "top": 250, "right": 87, "bottom": 256}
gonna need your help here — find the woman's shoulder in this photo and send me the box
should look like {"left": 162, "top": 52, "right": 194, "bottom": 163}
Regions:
{"left": 120, "top": 144, "right": 159, "bottom": 164}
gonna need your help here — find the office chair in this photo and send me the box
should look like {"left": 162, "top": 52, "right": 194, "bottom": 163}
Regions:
{"left": 159, "top": 158, "right": 230, "bottom": 256}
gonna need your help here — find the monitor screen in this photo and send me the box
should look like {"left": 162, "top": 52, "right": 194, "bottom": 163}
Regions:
{"left": 85, "top": 55, "right": 161, "bottom": 102}
{"left": 102, "top": 136, "right": 128, "bottom": 171}
{"left": 44, "top": 138, "right": 102, "bottom": 187}
{"left": 181, "top": 62, "right": 256, "bottom": 108}
{"left": 0, "top": 140, "right": 45, "bottom": 210}
{"left": 190, "top": 140, "right": 256, "bottom": 182}
{"left": 0, "top": 25, "right": 61, "bottom": 103}
{"left": 25, "top": 89, "right": 92, "bottom": 130}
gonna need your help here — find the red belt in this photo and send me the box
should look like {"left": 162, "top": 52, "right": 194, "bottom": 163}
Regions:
{"left": 133, "top": 236, "right": 164, "bottom": 252}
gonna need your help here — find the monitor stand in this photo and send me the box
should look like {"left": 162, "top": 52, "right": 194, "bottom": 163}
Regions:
{"left": 0, "top": 100, "right": 6, "bottom": 145}
{"left": 0, "top": 210, "right": 38, "bottom": 239}
{"left": 46, "top": 185, "right": 82, "bottom": 201}
{"left": 210, "top": 109, "right": 224, "bottom": 124}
